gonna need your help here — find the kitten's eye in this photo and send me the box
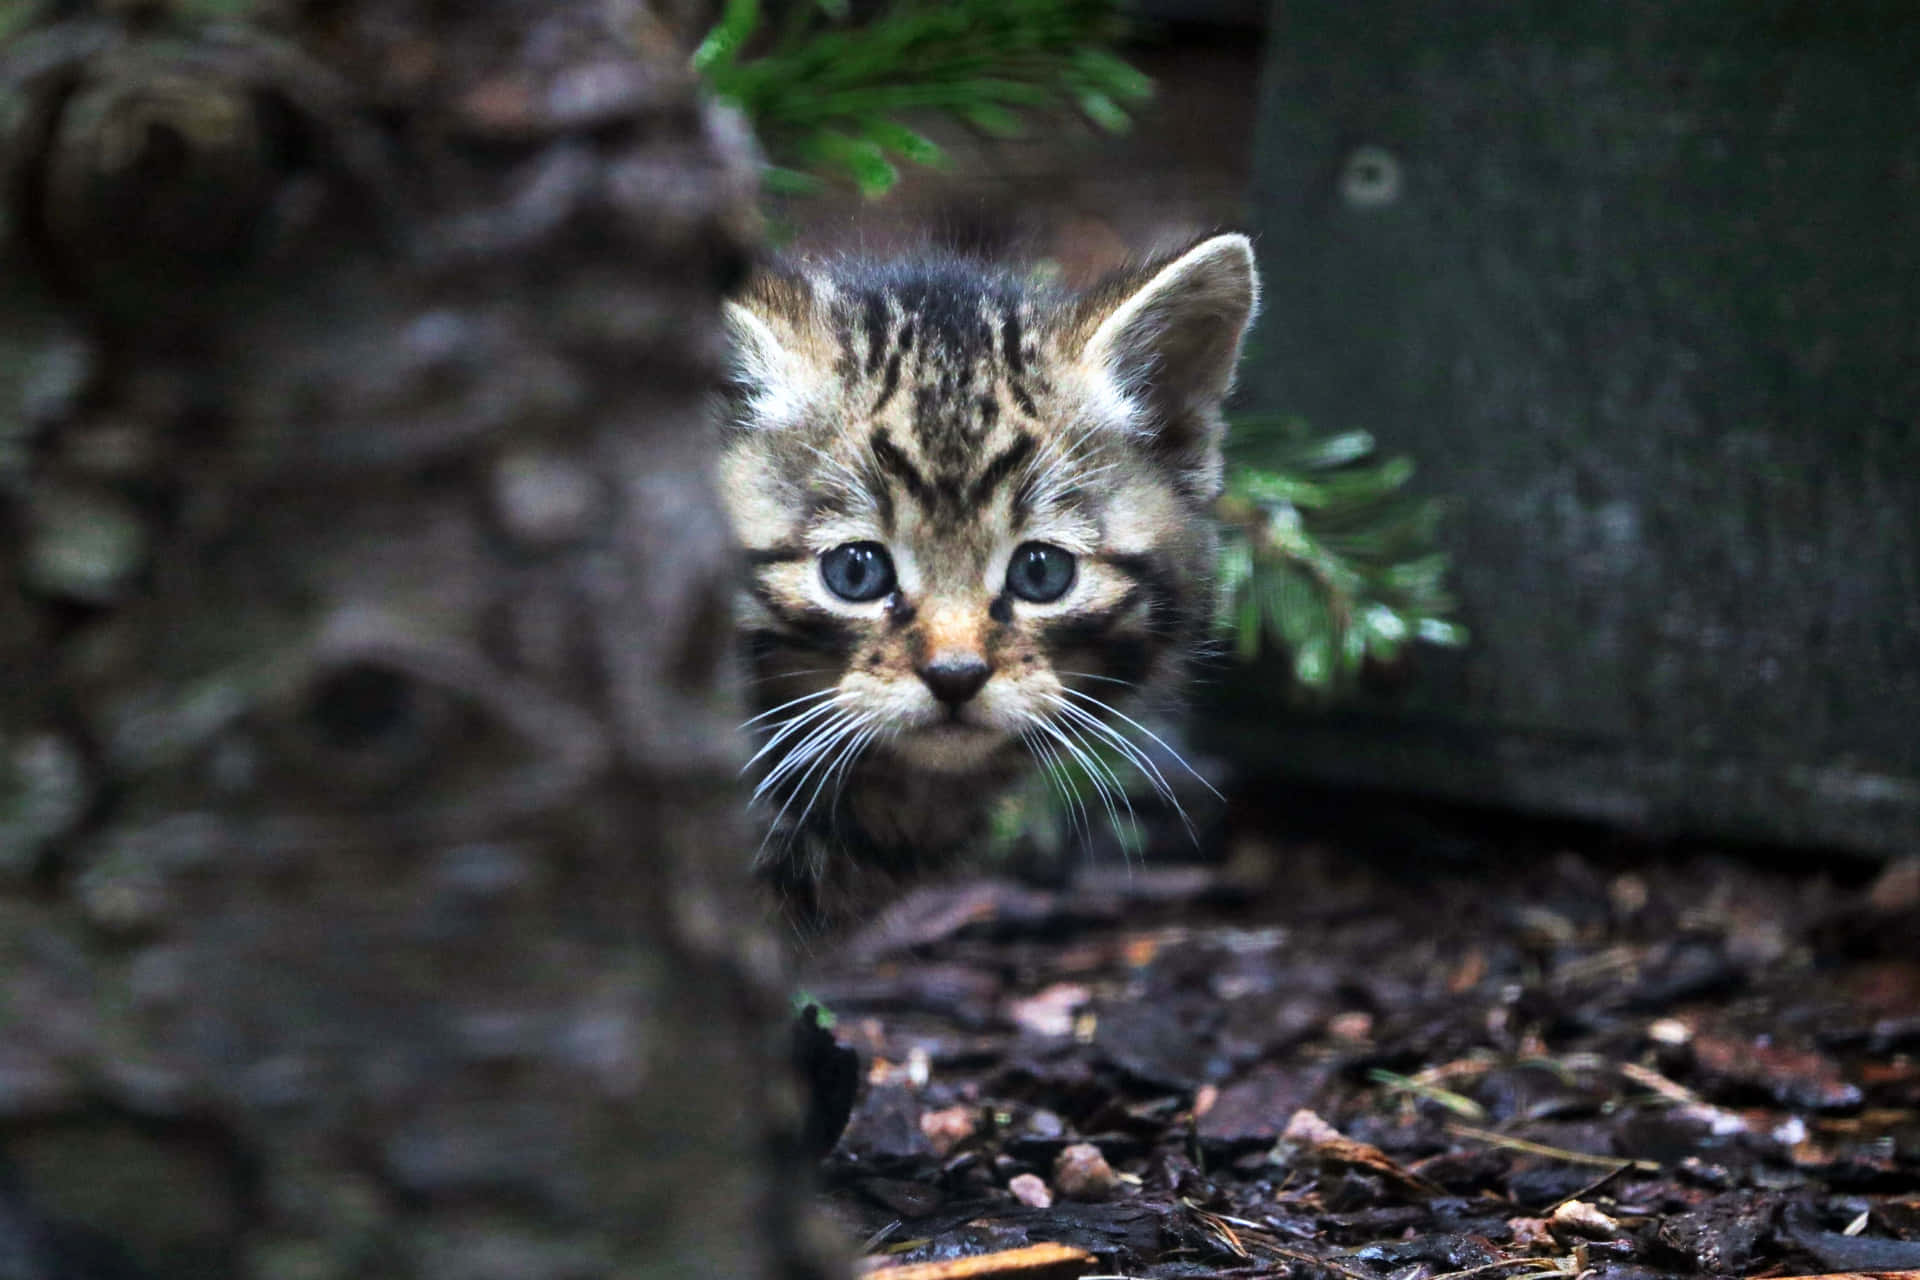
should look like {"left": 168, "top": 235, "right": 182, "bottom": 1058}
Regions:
{"left": 820, "top": 541, "right": 896, "bottom": 602}
{"left": 1006, "top": 542, "right": 1076, "bottom": 603}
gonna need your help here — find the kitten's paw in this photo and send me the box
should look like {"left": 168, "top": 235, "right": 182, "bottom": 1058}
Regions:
{"left": 790, "top": 1003, "right": 859, "bottom": 1160}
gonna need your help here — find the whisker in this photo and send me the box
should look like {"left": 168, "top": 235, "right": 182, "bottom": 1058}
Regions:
{"left": 744, "top": 667, "right": 836, "bottom": 688}
{"left": 1054, "top": 670, "right": 1139, "bottom": 689}
{"left": 1050, "top": 701, "right": 1185, "bottom": 817}
{"left": 1057, "top": 687, "right": 1224, "bottom": 801}
{"left": 757, "top": 712, "right": 873, "bottom": 857}
{"left": 1032, "top": 718, "right": 1115, "bottom": 835}
{"left": 753, "top": 709, "right": 860, "bottom": 797}
{"left": 789, "top": 721, "right": 876, "bottom": 849}
{"left": 1044, "top": 695, "right": 1197, "bottom": 842}
{"left": 1049, "top": 710, "right": 1141, "bottom": 846}
{"left": 740, "top": 685, "right": 838, "bottom": 729}
{"left": 1022, "top": 728, "right": 1088, "bottom": 847}
{"left": 743, "top": 697, "right": 841, "bottom": 770}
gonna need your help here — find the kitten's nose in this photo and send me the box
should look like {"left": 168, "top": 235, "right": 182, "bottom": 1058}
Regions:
{"left": 918, "top": 655, "right": 991, "bottom": 707}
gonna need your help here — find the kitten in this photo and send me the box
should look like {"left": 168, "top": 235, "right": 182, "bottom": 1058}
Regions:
{"left": 719, "top": 234, "right": 1259, "bottom": 936}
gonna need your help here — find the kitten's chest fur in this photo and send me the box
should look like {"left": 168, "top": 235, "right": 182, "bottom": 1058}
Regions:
{"left": 720, "top": 237, "right": 1259, "bottom": 938}
{"left": 759, "top": 751, "right": 1025, "bottom": 935}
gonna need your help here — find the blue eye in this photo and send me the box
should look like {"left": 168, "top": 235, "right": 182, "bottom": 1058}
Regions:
{"left": 820, "top": 542, "right": 896, "bottom": 602}
{"left": 1006, "top": 542, "right": 1075, "bottom": 603}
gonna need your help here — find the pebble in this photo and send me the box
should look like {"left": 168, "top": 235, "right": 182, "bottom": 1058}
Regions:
{"left": 1052, "top": 1142, "right": 1118, "bottom": 1202}
{"left": 1007, "top": 1172, "right": 1051, "bottom": 1208}
{"left": 919, "top": 1105, "right": 976, "bottom": 1156}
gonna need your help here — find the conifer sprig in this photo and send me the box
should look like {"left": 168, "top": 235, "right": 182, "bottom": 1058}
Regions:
{"left": 694, "top": 0, "right": 1151, "bottom": 196}
{"left": 1216, "top": 414, "right": 1466, "bottom": 694}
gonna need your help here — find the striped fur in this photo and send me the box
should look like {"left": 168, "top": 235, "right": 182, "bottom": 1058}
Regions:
{"left": 719, "top": 235, "right": 1259, "bottom": 935}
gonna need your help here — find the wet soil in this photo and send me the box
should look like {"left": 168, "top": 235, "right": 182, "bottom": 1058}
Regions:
{"left": 805, "top": 795, "right": 1920, "bottom": 1278}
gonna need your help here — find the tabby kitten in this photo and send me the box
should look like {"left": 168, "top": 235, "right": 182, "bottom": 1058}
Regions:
{"left": 719, "top": 233, "right": 1259, "bottom": 935}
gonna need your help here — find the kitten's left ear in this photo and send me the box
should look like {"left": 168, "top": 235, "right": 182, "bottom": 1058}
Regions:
{"left": 1078, "top": 233, "right": 1260, "bottom": 493}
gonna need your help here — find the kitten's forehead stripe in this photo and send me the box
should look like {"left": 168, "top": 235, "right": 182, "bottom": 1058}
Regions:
{"left": 1001, "top": 311, "right": 1024, "bottom": 375}
{"left": 862, "top": 292, "right": 889, "bottom": 376}
{"left": 870, "top": 430, "right": 936, "bottom": 510}
{"left": 965, "top": 434, "right": 1036, "bottom": 508}
{"left": 874, "top": 350, "right": 903, "bottom": 412}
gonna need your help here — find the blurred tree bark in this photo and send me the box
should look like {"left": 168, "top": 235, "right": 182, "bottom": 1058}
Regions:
{"left": 0, "top": 2, "right": 832, "bottom": 1277}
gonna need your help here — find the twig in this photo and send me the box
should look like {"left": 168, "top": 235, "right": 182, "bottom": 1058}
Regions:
{"left": 1543, "top": 1159, "right": 1634, "bottom": 1213}
{"left": 1447, "top": 1123, "right": 1661, "bottom": 1172}
{"left": 862, "top": 1242, "right": 1097, "bottom": 1278}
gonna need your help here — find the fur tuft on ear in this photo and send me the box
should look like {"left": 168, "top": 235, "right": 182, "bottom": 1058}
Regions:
{"left": 721, "top": 270, "right": 823, "bottom": 433}
{"left": 1075, "top": 233, "right": 1260, "bottom": 494}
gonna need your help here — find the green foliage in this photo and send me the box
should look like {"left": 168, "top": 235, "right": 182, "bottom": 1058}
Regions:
{"left": 694, "top": 0, "right": 1150, "bottom": 197}
{"left": 1216, "top": 414, "right": 1466, "bottom": 695}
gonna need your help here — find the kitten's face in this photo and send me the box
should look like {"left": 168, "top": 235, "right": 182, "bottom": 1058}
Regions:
{"left": 720, "top": 236, "right": 1258, "bottom": 792}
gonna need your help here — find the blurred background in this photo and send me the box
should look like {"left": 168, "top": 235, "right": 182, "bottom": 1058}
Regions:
{"left": 716, "top": 0, "right": 1920, "bottom": 866}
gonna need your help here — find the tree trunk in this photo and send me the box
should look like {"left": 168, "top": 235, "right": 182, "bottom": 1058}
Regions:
{"left": 0, "top": 3, "right": 828, "bottom": 1276}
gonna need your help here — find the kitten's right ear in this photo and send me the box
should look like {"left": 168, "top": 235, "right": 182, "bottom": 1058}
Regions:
{"left": 721, "top": 271, "right": 819, "bottom": 432}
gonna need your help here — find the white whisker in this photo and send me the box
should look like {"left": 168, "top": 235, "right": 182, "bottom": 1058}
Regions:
{"left": 1054, "top": 669, "right": 1139, "bottom": 689}
{"left": 753, "top": 709, "right": 861, "bottom": 797}
{"left": 740, "top": 685, "right": 838, "bottom": 729}
{"left": 1046, "top": 696, "right": 1178, "bottom": 804}
{"left": 1022, "top": 727, "right": 1088, "bottom": 846}
{"left": 788, "top": 721, "right": 877, "bottom": 848}
{"left": 1043, "top": 694, "right": 1199, "bottom": 842}
{"left": 1049, "top": 710, "right": 1141, "bottom": 845}
{"left": 744, "top": 697, "right": 842, "bottom": 771}
{"left": 757, "top": 712, "right": 874, "bottom": 857}
{"left": 1057, "top": 687, "right": 1223, "bottom": 801}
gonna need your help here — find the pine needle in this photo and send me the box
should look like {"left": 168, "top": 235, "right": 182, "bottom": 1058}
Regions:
{"left": 694, "top": 0, "right": 1151, "bottom": 197}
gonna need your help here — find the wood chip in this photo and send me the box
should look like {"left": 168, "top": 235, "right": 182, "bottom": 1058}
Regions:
{"left": 1281, "top": 1108, "right": 1444, "bottom": 1198}
{"left": 863, "top": 1242, "right": 1097, "bottom": 1278}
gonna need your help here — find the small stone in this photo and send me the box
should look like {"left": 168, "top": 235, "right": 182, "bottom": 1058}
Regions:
{"left": 1052, "top": 1142, "right": 1118, "bottom": 1202}
{"left": 1648, "top": 1016, "right": 1693, "bottom": 1046}
{"left": 1006, "top": 982, "right": 1090, "bottom": 1038}
{"left": 1610, "top": 872, "right": 1651, "bottom": 915}
{"left": 1550, "top": 1199, "right": 1624, "bottom": 1241}
{"left": 1025, "top": 1108, "right": 1065, "bottom": 1140}
{"left": 1007, "top": 1172, "right": 1051, "bottom": 1208}
{"left": 920, "top": 1105, "right": 976, "bottom": 1156}
{"left": 490, "top": 450, "right": 603, "bottom": 549}
{"left": 1327, "top": 1010, "right": 1373, "bottom": 1042}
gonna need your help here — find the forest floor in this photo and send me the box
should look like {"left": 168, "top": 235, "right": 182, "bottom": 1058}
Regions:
{"left": 804, "top": 789, "right": 1920, "bottom": 1279}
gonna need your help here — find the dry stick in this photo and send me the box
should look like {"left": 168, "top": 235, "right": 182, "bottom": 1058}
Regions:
{"left": 861, "top": 1242, "right": 1097, "bottom": 1279}
{"left": 1542, "top": 1158, "right": 1635, "bottom": 1213}
{"left": 1447, "top": 1123, "right": 1661, "bottom": 1172}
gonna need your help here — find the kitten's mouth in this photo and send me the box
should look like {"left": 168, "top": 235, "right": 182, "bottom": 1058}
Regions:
{"left": 889, "top": 717, "right": 1012, "bottom": 771}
